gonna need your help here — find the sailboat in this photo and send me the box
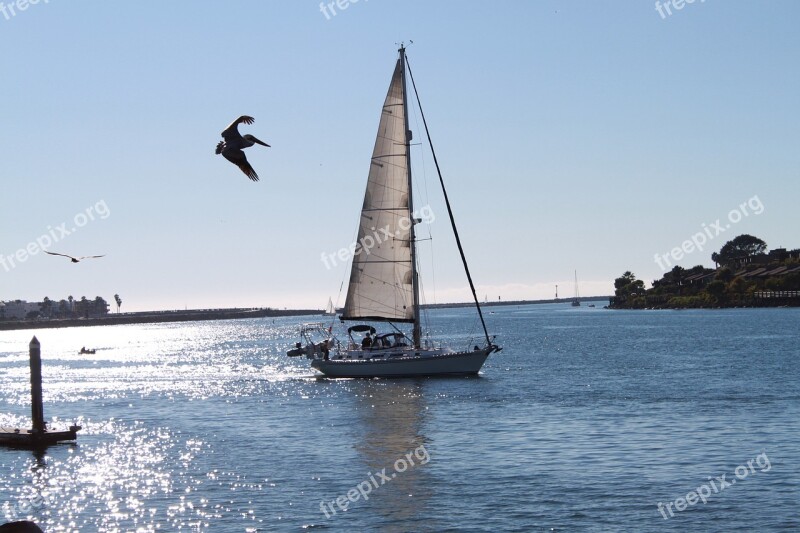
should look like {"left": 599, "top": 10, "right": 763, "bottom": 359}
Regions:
{"left": 299, "top": 45, "right": 500, "bottom": 378}
{"left": 571, "top": 270, "right": 581, "bottom": 307}
{"left": 324, "top": 297, "right": 336, "bottom": 316}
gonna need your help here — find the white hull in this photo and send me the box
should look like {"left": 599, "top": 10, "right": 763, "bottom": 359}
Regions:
{"left": 311, "top": 348, "right": 491, "bottom": 378}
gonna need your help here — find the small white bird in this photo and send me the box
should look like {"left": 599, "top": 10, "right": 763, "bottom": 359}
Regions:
{"left": 215, "top": 115, "right": 270, "bottom": 181}
{"left": 44, "top": 251, "right": 105, "bottom": 263}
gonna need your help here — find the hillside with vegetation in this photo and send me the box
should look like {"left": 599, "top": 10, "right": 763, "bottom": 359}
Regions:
{"left": 610, "top": 235, "right": 800, "bottom": 309}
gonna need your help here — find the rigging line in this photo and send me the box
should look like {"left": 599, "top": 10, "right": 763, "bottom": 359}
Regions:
{"left": 408, "top": 151, "right": 432, "bottom": 330}
{"left": 466, "top": 313, "right": 481, "bottom": 353}
{"left": 339, "top": 198, "right": 364, "bottom": 316}
{"left": 331, "top": 280, "right": 345, "bottom": 330}
{"left": 344, "top": 286, "right": 412, "bottom": 312}
{"left": 405, "top": 54, "right": 492, "bottom": 348}
{"left": 408, "top": 77, "right": 437, "bottom": 306}
{"left": 417, "top": 269, "right": 432, "bottom": 343}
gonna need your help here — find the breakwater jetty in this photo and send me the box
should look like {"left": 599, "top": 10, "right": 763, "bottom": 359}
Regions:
{"left": 0, "top": 308, "right": 323, "bottom": 331}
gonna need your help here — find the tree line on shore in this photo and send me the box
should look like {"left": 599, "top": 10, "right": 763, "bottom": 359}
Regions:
{"left": 1, "top": 296, "right": 110, "bottom": 321}
{"left": 612, "top": 235, "right": 800, "bottom": 309}
{"left": 1, "top": 294, "right": 123, "bottom": 321}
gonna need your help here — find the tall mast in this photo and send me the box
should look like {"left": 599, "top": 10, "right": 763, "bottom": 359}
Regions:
{"left": 400, "top": 45, "right": 421, "bottom": 348}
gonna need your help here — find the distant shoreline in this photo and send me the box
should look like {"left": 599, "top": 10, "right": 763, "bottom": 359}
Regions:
{"left": 0, "top": 297, "right": 615, "bottom": 331}
{"left": 0, "top": 308, "right": 322, "bottom": 331}
{"left": 608, "top": 298, "right": 800, "bottom": 310}
{"left": 422, "top": 296, "right": 612, "bottom": 309}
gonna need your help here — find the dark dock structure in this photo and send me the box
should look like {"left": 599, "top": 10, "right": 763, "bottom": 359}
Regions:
{"left": 0, "top": 337, "right": 80, "bottom": 448}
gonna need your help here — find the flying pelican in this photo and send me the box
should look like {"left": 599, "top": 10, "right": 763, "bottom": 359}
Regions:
{"left": 215, "top": 115, "right": 270, "bottom": 181}
{"left": 44, "top": 251, "right": 105, "bottom": 263}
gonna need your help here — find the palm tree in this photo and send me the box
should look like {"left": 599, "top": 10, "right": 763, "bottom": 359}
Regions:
{"left": 93, "top": 296, "right": 109, "bottom": 317}
{"left": 40, "top": 297, "right": 52, "bottom": 319}
{"left": 114, "top": 294, "right": 122, "bottom": 314}
{"left": 68, "top": 295, "right": 74, "bottom": 317}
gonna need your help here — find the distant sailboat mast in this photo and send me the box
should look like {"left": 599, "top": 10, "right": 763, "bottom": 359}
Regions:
{"left": 572, "top": 270, "right": 581, "bottom": 306}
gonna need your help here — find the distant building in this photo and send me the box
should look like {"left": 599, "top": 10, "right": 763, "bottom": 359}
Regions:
{"left": 750, "top": 248, "right": 800, "bottom": 265}
{"left": 69, "top": 297, "right": 111, "bottom": 319}
{"left": 0, "top": 300, "right": 42, "bottom": 320}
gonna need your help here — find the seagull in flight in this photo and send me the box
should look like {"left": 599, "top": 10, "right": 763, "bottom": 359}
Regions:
{"left": 44, "top": 251, "right": 105, "bottom": 263}
{"left": 215, "top": 115, "right": 270, "bottom": 181}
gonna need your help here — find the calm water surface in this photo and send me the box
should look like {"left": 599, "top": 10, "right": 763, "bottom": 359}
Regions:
{"left": 1, "top": 304, "right": 798, "bottom": 531}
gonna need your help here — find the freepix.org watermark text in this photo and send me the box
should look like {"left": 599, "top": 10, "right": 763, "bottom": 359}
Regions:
{"left": 655, "top": 0, "right": 706, "bottom": 20}
{"left": 0, "top": 0, "right": 50, "bottom": 22}
{"left": 2, "top": 474, "right": 78, "bottom": 520}
{"left": 1, "top": 199, "right": 111, "bottom": 273}
{"left": 319, "top": 444, "right": 430, "bottom": 518}
{"left": 319, "top": 0, "right": 367, "bottom": 20}
{"left": 653, "top": 195, "right": 764, "bottom": 271}
{"left": 657, "top": 451, "right": 771, "bottom": 519}
{"left": 320, "top": 205, "right": 435, "bottom": 270}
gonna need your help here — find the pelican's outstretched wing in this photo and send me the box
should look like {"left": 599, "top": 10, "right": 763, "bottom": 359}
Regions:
{"left": 221, "top": 115, "right": 255, "bottom": 143}
{"left": 222, "top": 149, "right": 259, "bottom": 182}
{"left": 78, "top": 255, "right": 106, "bottom": 260}
{"left": 44, "top": 251, "right": 77, "bottom": 260}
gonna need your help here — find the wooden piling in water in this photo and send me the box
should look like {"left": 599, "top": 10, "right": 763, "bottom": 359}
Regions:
{"left": 29, "top": 336, "right": 46, "bottom": 433}
{"left": 0, "top": 336, "right": 80, "bottom": 448}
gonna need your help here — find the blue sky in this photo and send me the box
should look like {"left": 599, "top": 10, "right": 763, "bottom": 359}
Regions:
{"left": 1, "top": 1, "right": 798, "bottom": 311}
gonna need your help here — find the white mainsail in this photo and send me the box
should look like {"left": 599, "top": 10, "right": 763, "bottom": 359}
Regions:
{"left": 325, "top": 298, "right": 335, "bottom": 315}
{"left": 341, "top": 59, "right": 415, "bottom": 323}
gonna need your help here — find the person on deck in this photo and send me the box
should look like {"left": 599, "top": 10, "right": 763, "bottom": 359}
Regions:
{"left": 321, "top": 339, "right": 330, "bottom": 360}
{"left": 361, "top": 333, "right": 372, "bottom": 349}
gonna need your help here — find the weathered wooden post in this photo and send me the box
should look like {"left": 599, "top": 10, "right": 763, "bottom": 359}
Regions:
{"left": 0, "top": 337, "right": 79, "bottom": 447}
{"left": 29, "top": 336, "right": 46, "bottom": 433}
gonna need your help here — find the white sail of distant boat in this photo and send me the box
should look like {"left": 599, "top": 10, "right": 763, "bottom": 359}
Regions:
{"left": 324, "top": 298, "right": 335, "bottom": 315}
{"left": 572, "top": 270, "right": 581, "bottom": 307}
{"left": 289, "top": 45, "right": 500, "bottom": 378}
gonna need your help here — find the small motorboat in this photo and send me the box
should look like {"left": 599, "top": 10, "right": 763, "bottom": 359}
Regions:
{"left": 287, "top": 323, "right": 335, "bottom": 359}
{"left": 79, "top": 347, "right": 96, "bottom": 355}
